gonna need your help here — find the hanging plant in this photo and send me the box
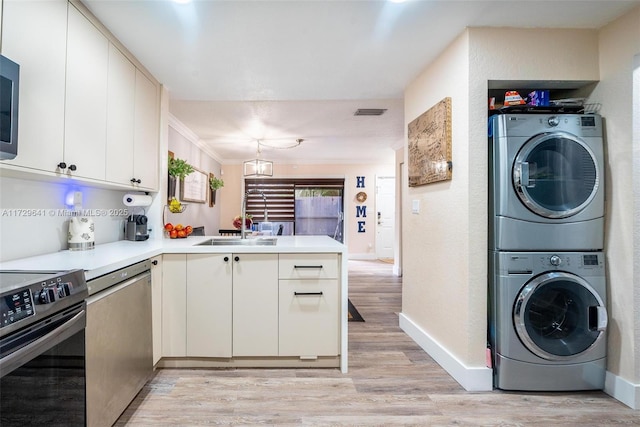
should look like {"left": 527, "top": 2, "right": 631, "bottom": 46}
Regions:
{"left": 168, "top": 156, "right": 195, "bottom": 180}
{"left": 209, "top": 176, "right": 224, "bottom": 190}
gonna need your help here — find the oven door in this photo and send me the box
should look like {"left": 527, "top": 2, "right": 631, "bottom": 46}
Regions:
{"left": 0, "top": 303, "right": 86, "bottom": 426}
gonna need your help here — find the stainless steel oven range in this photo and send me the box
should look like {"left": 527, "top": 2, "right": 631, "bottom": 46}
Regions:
{"left": 0, "top": 269, "right": 88, "bottom": 426}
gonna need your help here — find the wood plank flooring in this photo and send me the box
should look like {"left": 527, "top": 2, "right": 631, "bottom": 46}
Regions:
{"left": 116, "top": 260, "right": 638, "bottom": 426}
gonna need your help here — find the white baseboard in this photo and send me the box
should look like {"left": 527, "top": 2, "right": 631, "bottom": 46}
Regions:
{"left": 605, "top": 371, "right": 640, "bottom": 409}
{"left": 392, "top": 265, "right": 402, "bottom": 276}
{"left": 348, "top": 253, "right": 378, "bottom": 260}
{"left": 399, "top": 313, "right": 493, "bottom": 391}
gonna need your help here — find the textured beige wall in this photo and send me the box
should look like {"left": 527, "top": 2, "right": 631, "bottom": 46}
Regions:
{"left": 589, "top": 5, "right": 640, "bottom": 385}
{"left": 403, "top": 30, "right": 472, "bottom": 362}
{"left": 403, "top": 28, "right": 601, "bottom": 368}
{"left": 219, "top": 163, "right": 394, "bottom": 256}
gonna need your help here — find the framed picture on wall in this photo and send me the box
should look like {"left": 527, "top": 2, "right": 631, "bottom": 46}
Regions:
{"left": 180, "top": 168, "right": 207, "bottom": 203}
{"left": 408, "top": 97, "right": 453, "bottom": 186}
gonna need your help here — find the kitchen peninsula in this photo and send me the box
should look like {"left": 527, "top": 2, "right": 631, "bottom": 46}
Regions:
{"left": 0, "top": 235, "right": 348, "bottom": 372}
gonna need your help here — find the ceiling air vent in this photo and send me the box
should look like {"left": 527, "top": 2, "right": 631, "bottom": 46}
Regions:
{"left": 354, "top": 108, "right": 387, "bottom": 116}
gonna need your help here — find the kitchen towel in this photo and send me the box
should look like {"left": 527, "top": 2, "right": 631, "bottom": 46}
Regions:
{"left": 123, "top": 194, "right": 153, "bottom": 207}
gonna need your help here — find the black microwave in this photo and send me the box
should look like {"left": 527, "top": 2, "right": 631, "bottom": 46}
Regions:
{"left": 0, "top": 54, "right": 20, "bottom": 160}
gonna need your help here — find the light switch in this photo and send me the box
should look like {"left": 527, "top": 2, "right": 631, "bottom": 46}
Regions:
{"left": 412, "top": 199, "right": 420, "bottom": 214}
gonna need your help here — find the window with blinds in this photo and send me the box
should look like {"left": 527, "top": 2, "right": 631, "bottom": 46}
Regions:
{"left": 244, "top": 178, "right": 345, "bottom": 223}
{"left": 244, "top": 179, "right": 295, "bottom": 222}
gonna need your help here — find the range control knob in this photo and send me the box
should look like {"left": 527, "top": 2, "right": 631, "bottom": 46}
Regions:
{"left": 549, "top": 255, "right": 562, "bottom": 266}
{"left": 548, "top": 116, "right": 560, "bottom": 127}
{"left": 38, "top": 288, "right": 57, "bottom": 304}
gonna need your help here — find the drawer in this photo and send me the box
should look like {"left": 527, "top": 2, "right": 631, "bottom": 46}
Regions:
{"left": 279, "top": 253, "right": 339, "bottom": 279}
{"left": 278, "top": 279, "right": 339, "bottom": 357}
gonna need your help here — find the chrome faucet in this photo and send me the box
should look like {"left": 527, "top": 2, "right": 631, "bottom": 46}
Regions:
{"left": 241, "top": 189, "right": 267, "bottom": 238}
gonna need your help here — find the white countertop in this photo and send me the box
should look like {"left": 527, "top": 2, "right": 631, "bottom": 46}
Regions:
{"left": 0, "top": 236, "right": 346, "bottom": 280}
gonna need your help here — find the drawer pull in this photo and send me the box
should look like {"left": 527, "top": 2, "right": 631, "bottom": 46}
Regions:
{"left": 294, "top": 292, "right": 323, "bottom": 296}
{"left": 294, "top": 265, "right": 323, "bottom": 269}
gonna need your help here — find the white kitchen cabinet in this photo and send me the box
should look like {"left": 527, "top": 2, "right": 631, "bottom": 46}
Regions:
{"left": 105, "top": 54, "right": 159, "bottom": 191}
{"left": 64, "top": 4, "right": 109, "bottom": 181}
{"left": 232, "top": 253, "right": 279, "bottom": 356}
{"left": 133, "top": 69, "right": 160, "bottom": 190}
{"left": 161, "top": 254, "right": 187, "bottom": 357}
{"left": 1, "top": 1, "right": 160, "bottom": 191}
{"left": 0, "top": 0, "right": 67, "bottom": 172}
{"left": 150, "top": 255, "right": 163, "bottom": 365}
{"left": 105, "top": 43, "right": 136, "bottom": 187}
{"left": 278, "top": 254, "right": 340, "bottom": 357}
{"left": 186, "top": 254, "right": 232, "bottom": 357}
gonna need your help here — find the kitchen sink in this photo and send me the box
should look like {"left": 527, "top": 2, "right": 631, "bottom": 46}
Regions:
{"left": 195, "top": 237, "right": 278, "bottom": 246}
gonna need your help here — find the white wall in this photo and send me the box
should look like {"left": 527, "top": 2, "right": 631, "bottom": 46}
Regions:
{"left": 402, "top": 28, "right": 601, "bottom": 390}
{"left": 589, "top": 6, "right": 640, "bottom": 408}
{"left": 167, "top": 120, "right": 222, "bottom": 236}
{"left": 0, "top": 177, "right": 148, "bottom": 261}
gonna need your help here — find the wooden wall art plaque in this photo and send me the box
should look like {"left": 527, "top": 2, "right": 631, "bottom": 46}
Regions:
{"left": 408, "top": 97, "right": 452, "bottom": 186}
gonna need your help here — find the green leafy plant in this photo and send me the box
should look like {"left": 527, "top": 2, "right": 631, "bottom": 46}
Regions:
{"left": 168, "top": 156, "right": 194, "bottom": 179}
{"left": 209, "top": 176, "right": 225, "bottom": 190}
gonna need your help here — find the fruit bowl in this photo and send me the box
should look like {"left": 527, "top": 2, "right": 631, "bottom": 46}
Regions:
{"left": 164, "top": 223, "right": 194, "bottom": 239}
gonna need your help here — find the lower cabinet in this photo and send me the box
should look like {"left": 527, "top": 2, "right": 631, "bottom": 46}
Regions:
{"left": 278, "top": 254, "right": 340, "bottom": 357}
{"left": 150, "top": 255, "right": 163, "bottom": 365}
{"left": 161, "top": 252, "right": 340, "bottom": 361}
{"left": 186, "top": 254, "right": 232, "bottom": 357}
{"left": 232, "top": 253, "right": 279, "bottom": 356}
{"left": 161, "top": 254, "right": 186, "bottom": 357}
{"left": 279, "top": 279, "right": 339, "bottom": 357}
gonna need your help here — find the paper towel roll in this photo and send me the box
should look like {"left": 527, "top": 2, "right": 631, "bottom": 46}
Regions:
{"left": 123, "top": 194, "right": 153, "bottom": 207}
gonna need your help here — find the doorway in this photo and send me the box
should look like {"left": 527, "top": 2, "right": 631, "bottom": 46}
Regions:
{"left": 375, "top": 175, "right": 395, "bottom": 260}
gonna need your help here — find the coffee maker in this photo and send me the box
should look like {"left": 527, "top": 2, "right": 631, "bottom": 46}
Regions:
{"left": 125, "top": 214, "right": 149, "bottom": 241}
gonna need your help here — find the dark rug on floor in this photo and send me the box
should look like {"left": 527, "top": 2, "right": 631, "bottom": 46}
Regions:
{"left": 348, "top": 299, "right": 364, "bottom": 322}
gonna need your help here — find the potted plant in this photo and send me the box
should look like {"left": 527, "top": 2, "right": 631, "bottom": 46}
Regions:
{"left": 167, "top": 156, "right": 194, "bottom": 200}
{"left": 209, "top": 176, "right": 224, "bottom": 191}
{"left": 209, "top": 175, "right": 224, "bottom": 206}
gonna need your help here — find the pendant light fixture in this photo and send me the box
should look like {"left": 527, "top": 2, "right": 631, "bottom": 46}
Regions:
{"left": 243, "top": 141, "right": 273, "bottom": 177}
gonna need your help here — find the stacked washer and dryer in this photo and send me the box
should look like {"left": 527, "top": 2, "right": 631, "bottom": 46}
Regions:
{"left": 488, "top": 113, "right": 608, "bottom": 391}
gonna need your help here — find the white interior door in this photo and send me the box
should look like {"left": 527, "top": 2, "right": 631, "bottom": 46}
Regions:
{"left": 376, "top": 176, "right": 395, "bottom": 259}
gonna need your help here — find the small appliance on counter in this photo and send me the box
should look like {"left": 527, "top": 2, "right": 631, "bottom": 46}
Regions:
{"left": 125, "top": 214, "right": 149, "bottom": 241}
{"left": 68, "top": 216, "right": 95, "bottom": 250}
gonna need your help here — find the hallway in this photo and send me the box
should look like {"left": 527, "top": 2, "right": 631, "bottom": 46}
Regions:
{"left": 116, "top": 260, "right": 638, "bottom": 425}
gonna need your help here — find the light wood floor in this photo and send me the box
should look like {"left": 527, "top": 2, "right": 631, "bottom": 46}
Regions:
{"left": 116, "top": 260, "right": 638, "bottom": 426}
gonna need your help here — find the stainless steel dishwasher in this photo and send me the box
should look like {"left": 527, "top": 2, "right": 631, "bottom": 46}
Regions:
{"left": 85, "top": 260, "right": 152, "bottom": 427}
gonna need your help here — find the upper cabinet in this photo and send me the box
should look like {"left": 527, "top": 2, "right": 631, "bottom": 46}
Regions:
{"left": 65, "top": 4, "right": 109, "bottom": 181}
{"left": 0, "top": 0, "right": 67, "bottom": 172}
{"left": 0, "top": 0, "right": 160, "bottom": 191}
{"left": 133, "top": 70, "right": 159, "bottom": 191}
{"left": 106, "top": 46, "right": 159, "bottom": 191}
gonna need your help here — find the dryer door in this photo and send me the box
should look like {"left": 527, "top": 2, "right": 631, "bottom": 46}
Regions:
{"left": 513, "top": 271, "right": 607, "bottom": 361}
{"left": 512, "top": 132, "right": 599, "bottom": 218}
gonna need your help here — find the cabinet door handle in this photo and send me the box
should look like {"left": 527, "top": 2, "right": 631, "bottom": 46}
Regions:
{"left": 57, "top": 162, "right": 67, "bottom": 169}
{"left": 294, "top": 292, "right": 323, "bottom": 296}
{"left": 234, "top": 256, "right": 240, "bottom": 262}
{"left": 130, "top": 178, "right": 141, "bottom": 184}
{"left": 68, "top": 164, "right": 77, "bottom": 171}
{"left": 223, "top": 256, "right": 229, "bottom": 262}
{"left": 294, "top": 265, "right": 323, "bottom": 269}
{"left": 151, "top": 260, "right": 158, "bottom": 265}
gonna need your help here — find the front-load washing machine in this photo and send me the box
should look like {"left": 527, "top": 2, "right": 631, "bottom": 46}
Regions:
{"left": 489, "top": 251, "right": 607, "bottom": 391}
{"left": 489, "top": 114, "right": 605, "bottom": 251}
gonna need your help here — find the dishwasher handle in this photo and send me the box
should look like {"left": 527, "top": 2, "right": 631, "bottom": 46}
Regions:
{"left": 0, "top": 308, "right": 86, "bottom": 378}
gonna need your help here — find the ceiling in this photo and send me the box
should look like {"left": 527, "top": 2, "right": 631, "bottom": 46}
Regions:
{"left": 83, "top": 0, "right": 639, "bottom": 165}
